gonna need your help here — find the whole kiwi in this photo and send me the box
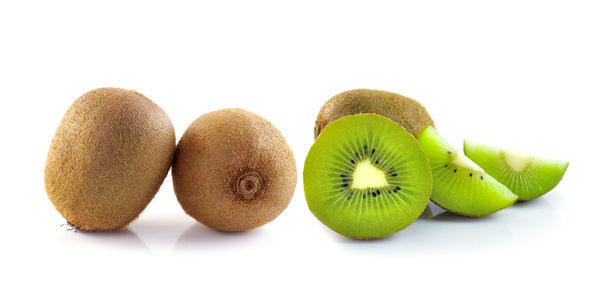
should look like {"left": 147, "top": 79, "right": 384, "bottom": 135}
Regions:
{"left": 172, "top": 108, "right": 297, "bottom": 232}
{"left": 314, "top": 89, "right": 435, "bottom": 139}
{"left": 44, "top": 88, "right": 175, "bottom": 231}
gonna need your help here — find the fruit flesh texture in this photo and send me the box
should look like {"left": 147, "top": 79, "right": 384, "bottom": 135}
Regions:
{"left": 172, "top": 108, "right": 297, "bottom": 232}
{"left": 314, "top": 89, "right": 435, "bottom": 139}
{"left": 464, "top": 141, "right": 568, "bottom": 200}
{"left": 418, "top": 127, "right": 518, "bottom": 217}
{"left": 304, "top": 114, "right": 432, "bottom": 239}
{"left": 44, "top": 88, "right": 176, "bottom": 231}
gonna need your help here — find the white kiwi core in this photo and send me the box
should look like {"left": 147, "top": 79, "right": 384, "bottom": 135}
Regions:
{"left": 452, "top": 153, "right": 484, "bottom": 173}
{"left": 351, "top": 160, "right": 389, "bottom": 189}
{"left": 501, "top": 149, "right": 534, "bottom": 172}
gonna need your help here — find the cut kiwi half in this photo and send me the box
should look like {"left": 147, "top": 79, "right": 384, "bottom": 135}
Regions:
{"left": 303, "top": 114, "right": 432, "bottom": 239}
{"left": 418, "top": 126, "right": 518, "bottom": 217}
{"left": 464, "top": 141, "right": 568, "bottom": 201}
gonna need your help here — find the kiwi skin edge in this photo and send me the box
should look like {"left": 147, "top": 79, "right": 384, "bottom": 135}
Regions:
{"left": 332, "top": 199, "right": 433, "bottom": 240}
{"left": 44, "top": 88, "right": 176, "bottom": 232}
{"left": 430, "top": 198, "right": 518, "bottom": 218}
{"left": 323, "top": 188, "right": 433, "bottom": 240}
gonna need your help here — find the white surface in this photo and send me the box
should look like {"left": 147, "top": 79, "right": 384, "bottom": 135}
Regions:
{"left": 1, "top": 1, "right": 598, "bottom": 289}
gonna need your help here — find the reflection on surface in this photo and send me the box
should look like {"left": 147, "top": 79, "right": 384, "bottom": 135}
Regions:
{"left": 498, "top": 196, "right": 559, "bottom": 237}
{"left": 174, "top": 223, "right": 272, "bottom": 254}
{"left": 335, "top": 197, "right": 560, "bottom": 255}
{"left": 58, "top": 227, "right": 148, "bottom": 251}
{"left": 128, "top": 214, "right": 191, "bottom": 248}
{"left": 53, "top": 193, "right": 562, "bottom": 255}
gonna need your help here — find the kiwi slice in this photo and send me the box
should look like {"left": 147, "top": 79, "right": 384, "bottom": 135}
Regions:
{"left": 464, "top": 141, "right": 568, "bottom": 201}
{"left": 418, "top": 127, "right": 518, "bottom": 217}
{"left": 304, "top": 114, "right": 432, "bottom": 239}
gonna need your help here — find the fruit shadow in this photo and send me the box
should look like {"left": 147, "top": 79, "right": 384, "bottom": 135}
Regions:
{"left": 498, "top": 196, "right": 560, "bottom": 235}
{"left": 173, "top": 223, "right": 273, "bottom": 254}
{"left": 58, "top": 226, "right": 148, "bottom": 251}
{"left": 334, "top": 202, "right": 515, "bottom": 255}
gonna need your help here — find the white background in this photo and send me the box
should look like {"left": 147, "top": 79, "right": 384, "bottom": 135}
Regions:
{"left": 1, "top": 1, "right": 598, "bottom": 289}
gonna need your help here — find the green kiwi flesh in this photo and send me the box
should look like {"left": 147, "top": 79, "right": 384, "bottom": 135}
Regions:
{"left": 464, "top": 141, "right": 568, "bottom": 201}
{"left": 44, "top": 88, "right": 176, "bottom": 231}
{"left": 314, "top": 89, "right": 435, "bottom": 139}
{"left": 172, "top": 108, "right": 297, "bottom": 232}
{"left": 304, "top": 114, "right": 432, "bottom": 239}
{"left": 418, "top": 127, "right": 518, "bottom": 217}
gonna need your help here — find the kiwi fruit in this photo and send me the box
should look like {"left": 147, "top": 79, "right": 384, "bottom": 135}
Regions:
{"left": 464, "top": 141, "right": 568, "bottom": 201}
{"left": 304, "top": 114, "right": 432, "bottom": 239}
{"left": 418, "top": 126, "right": 518, "bottom": 217}
{"left": 314, "top": 89, "right": 435, "bottom": 139}
{"left": 172, "top": 108, "right": 296, "bottom": 232}
{"left": 44, "top": 88, "right": 176, "bottom": 231}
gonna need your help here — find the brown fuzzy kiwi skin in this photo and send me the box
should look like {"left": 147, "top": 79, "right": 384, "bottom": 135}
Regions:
{"left": 172, "top": 108, "right": 297, "bottom": 232}
{"left": 314, "top": 89, "right": 435, "bottom": 139}
{"left": 44, "top": 88, "right": 176, "bottom": 232}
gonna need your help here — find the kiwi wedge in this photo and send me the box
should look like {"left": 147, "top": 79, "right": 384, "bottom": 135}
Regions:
{"left": 418, "top": 127, "right": 518, "bottom": 217}
{"left": 304, "top": 114, "right": 432, "bottom": 239}
{"left": 464, "top": 141, "right": 568, "bottom": 201}
{"left": 314, "top": 89, "right": 435, "bottom": 139}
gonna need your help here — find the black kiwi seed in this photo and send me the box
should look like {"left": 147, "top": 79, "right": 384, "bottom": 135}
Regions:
{"left": 453, "top": 169, "right": 457, "bottom": 173}
{"left": 342, "top": 184, "right": 348, "bottom": 187}
{"left": 469, "top": 173, "right": 472, "bottom": 177}
{"left": 391, "top": 173, "right": 397, "bottom": 176}
{"left": 480, "top": 176, "right": 484, "bottom": 180}
{"left": 396, "top": 186, "right": 401, "bottom": 190}
{"left": 363, "top": 194, "right": 366, "bottom": 198}
{"left": 340, "top": 174, "right": 346, "bottom": 177}
{"left": 375, "top": 160, "right": 379, "bottom": 164}
{"left": 371, "top": 149, "right": 375, "bottom": 155}
{"left": 350, "top": 159, "right": 355, "bottom": 164}
{"left": 377, "top": 190, "right": 380, "bottom": 195}
{"left": 372, "top": 192, "right": 376, "bottom": 197}
{"left": 355, "top": 153, "right": 359, "bottom": 158}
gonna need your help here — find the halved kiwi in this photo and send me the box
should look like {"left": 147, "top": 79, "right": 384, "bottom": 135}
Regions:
{"left": 418, "top": 127, "right": 518, "bottom": 217}
{"left": 303, "top": 114, "right": 432, "bottom": 239}
{"left": 464, "top": 141, "right": 568, "bottom": 201}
